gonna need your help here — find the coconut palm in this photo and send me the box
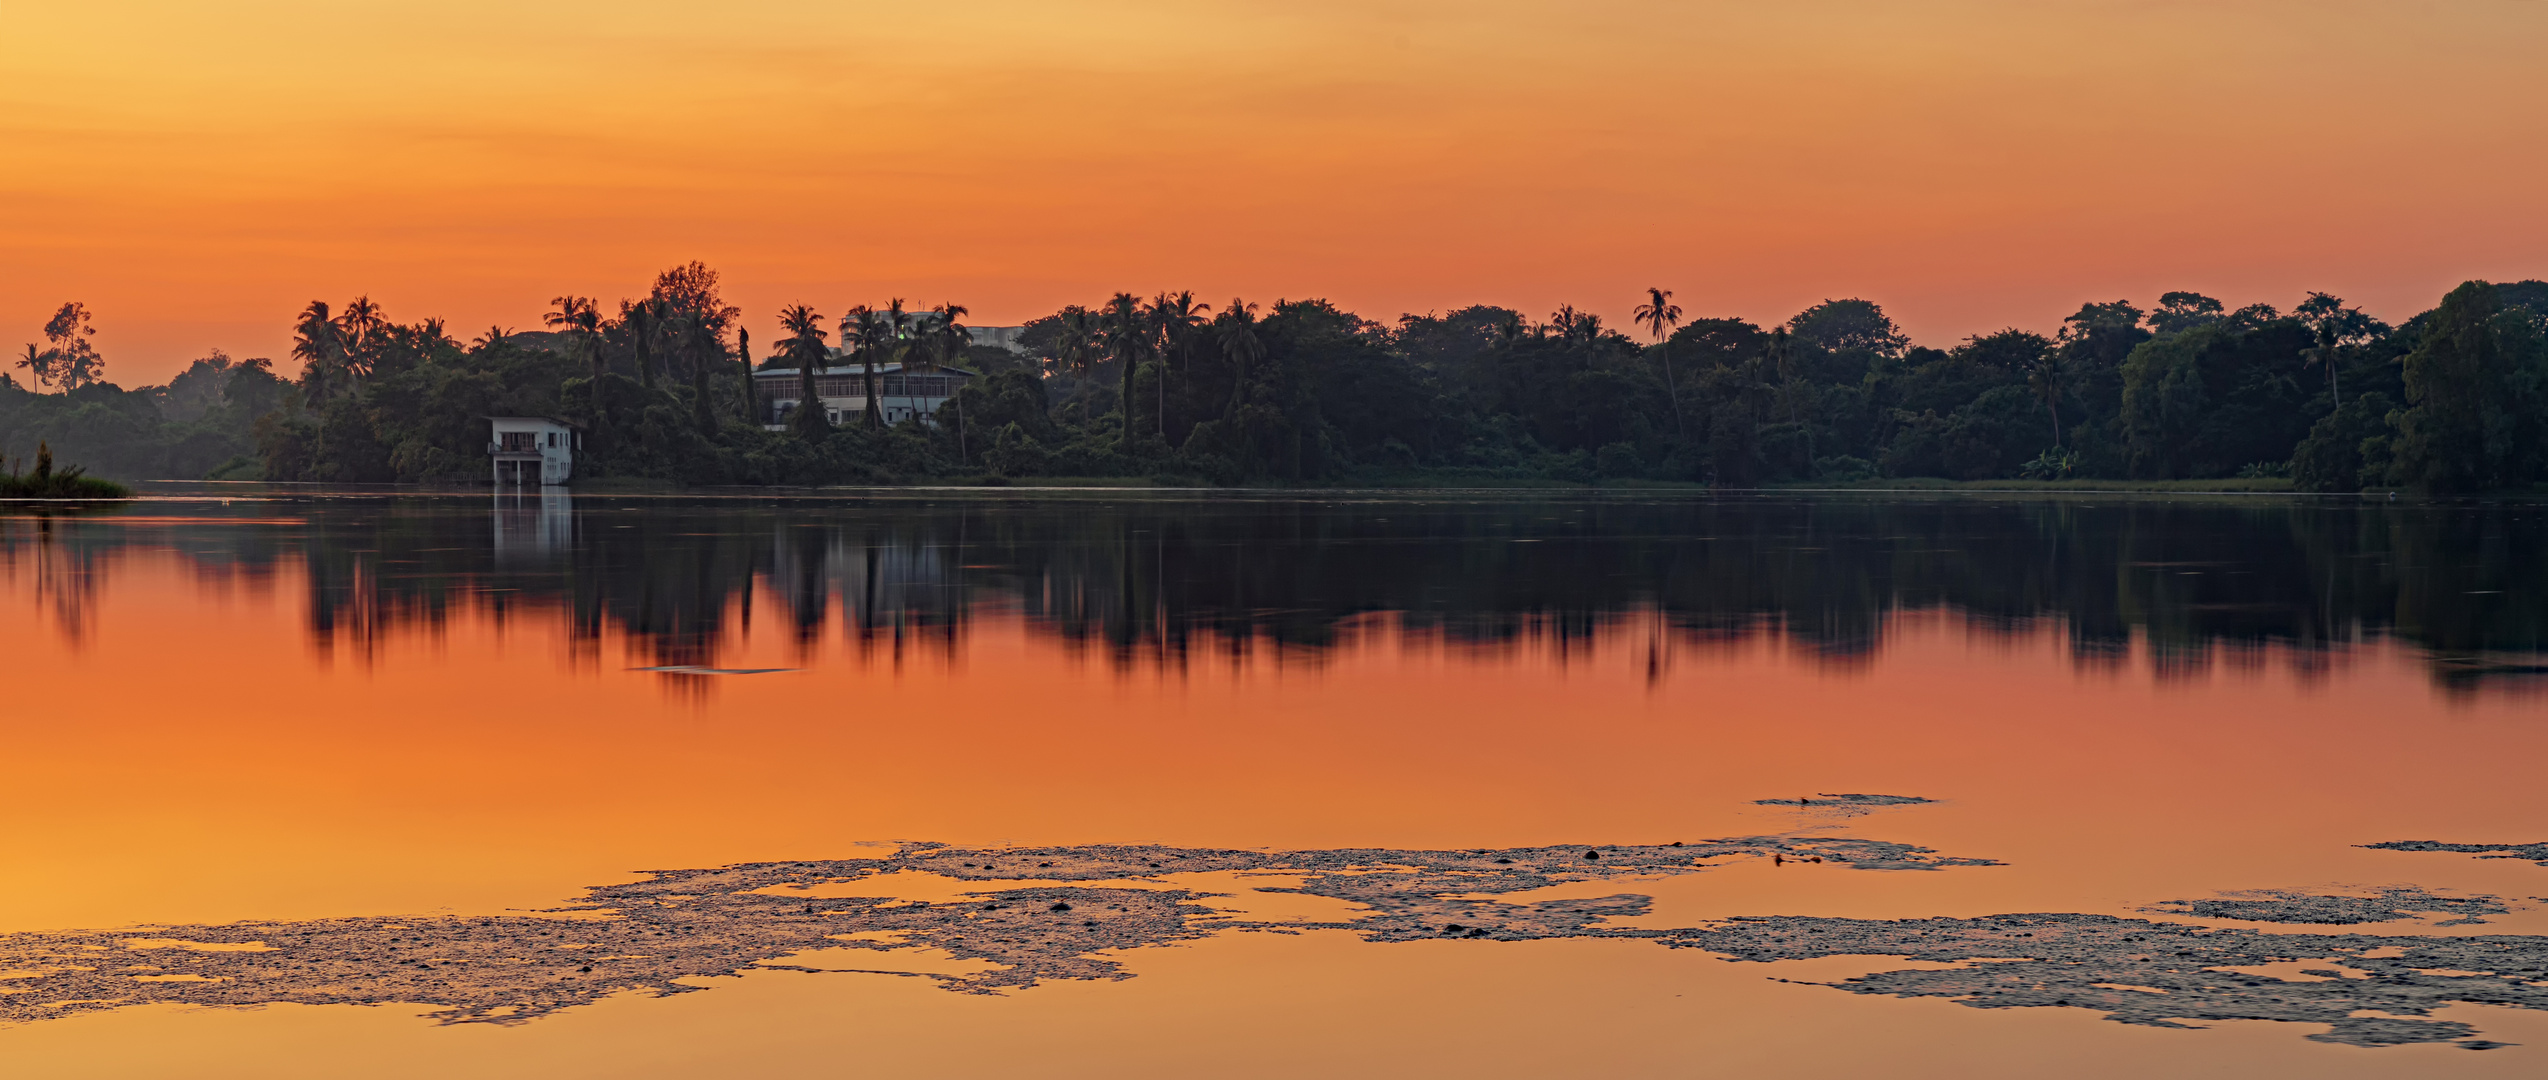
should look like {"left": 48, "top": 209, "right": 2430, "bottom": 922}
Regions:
{"left": 840, "top": 305, "right": 885, "bottom": 428}
{"left": 1214, "top": 299, "right": 1264, "bottom": 413}
{"left": 336, "top": 296, "right": 385, "bottom": 379}
{"left": 16, "top": 343, "right": 59, "bottom": 390}
{"left": 546, "top": 295, "right": 605, "bottom": 426}
{"left": 292, "top": 301, "right": 350, "bottom": 401}
{"left": 733, "top": 327, "right": 756, "bottom": 423}
{"left": 1101, "top": 292, "right": 1148, "bottom": 441}
{"left": 775, "top": 303, "right": 831, "bottom": 439}
{"left": 1151, "top": 291, "right": 1209, "bottom": 436}
{"left": 2024, "top": 349, "right": 2071, "bottom": 448}
{"left": 1633, "top": 287, "right": 1686, "bottom": 438}
{"left": 2294, "top": 292, "right": 2383, "bottom": 410}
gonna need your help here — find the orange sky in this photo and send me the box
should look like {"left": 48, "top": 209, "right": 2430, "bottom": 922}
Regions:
{"left": 4, "top": 0, "right": 2546, "bottom": 385}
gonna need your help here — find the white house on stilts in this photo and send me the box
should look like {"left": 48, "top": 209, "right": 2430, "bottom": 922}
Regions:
{"left": 488, "top": 417, "right": 580, "bottom": 486}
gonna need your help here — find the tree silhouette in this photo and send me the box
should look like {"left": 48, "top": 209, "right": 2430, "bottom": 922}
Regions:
{"left": 1151, "top": 291, "right": 1209, "bottom": 436}
{"left": 1102, "top": 292, "right": 1148, "bottom": 444}
{"left": 2025, "top": 349, "right": 2071, "bottom": 448}
{"left": 1634, "top": 287, "right": 1685, "bottom": 438}
{"left": 1214, "top": 299, "right": 1264, "bottom": 413}
{"left": 775, "top": 303, "right": 831, "bottom": 439}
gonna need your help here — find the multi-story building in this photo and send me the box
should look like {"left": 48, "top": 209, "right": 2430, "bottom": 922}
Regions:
{"left": 751, "top": 361, "right": 979, "bottom": 429}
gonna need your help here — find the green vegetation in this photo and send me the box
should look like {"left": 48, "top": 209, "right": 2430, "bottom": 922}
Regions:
{"left": 7, "top": 269, "right": 2546, "bottom": 492}
{"left": 0, "top": 442, "right": 131, "bottom": 499}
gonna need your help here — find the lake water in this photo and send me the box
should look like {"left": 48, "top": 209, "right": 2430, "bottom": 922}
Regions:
{"left": 5, "top": 487, "right": 2548, "bottom": 1077}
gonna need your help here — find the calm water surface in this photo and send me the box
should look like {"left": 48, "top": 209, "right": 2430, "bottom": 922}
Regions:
{"left": 5, "top": 487, "right": 2548, "bottom": 1078}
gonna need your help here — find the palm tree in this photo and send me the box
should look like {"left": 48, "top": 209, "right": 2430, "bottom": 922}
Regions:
{"left": 927, "top": 302, "right": 972, "bottom": 456}
{"left": 16, "top": 343, "right": 59, "bottom": 390}
{"left": 333, "top": 296, "right": 385, "bottom": 384}
{"left": 1151, "top": 291, "right": 1209, "bottom": 436}
{"left": 775, "top": 303, "right": 831, "bottom": 439}
{"left": 839, "top": 305, "right": 884, "bottom": 428}
{"left": 546, "top": 295, "right": 604, "bottom": 429}
{"left": 292, "top": 301, "right": 349, "bottom": 401}
{"left": 733, "top": 327, "right": 756, "bottom": 424}
{"left": 2294, "top": 292, "right": 2379, "bottom": 410}
{"left": 1101, "top": 292, "right": 1148, "bottom": 441}
{"left": 1633, "top": 287, "right": 1686, "bottom": 438}
{"left": 1215, "top": 299, "right": 1264, "bottom": 413}
{"left": 1053, "top": 308, "right": 1100, "bottom": 411}
{"left": 2024, "top": 349, "right": 2070, "bottom": 448}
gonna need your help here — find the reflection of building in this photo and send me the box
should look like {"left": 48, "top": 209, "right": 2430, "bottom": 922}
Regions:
{"left": 753, "top": 363, "right": 978, "bottom": 429}
{"left": 487, "top": 417, "right": 579, "bottom": 486}
{"left": 492, "top": 489, "right": 573, "bottom": 557}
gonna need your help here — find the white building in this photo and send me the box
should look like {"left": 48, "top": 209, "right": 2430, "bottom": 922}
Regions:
{"left": 488, "top": 416, "right": 579, "bottom": 486}
{"left": 753, "top": 362, "right": 978, "bottom": 429}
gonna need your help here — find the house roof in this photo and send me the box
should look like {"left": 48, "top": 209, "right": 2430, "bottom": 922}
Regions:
{"left": 750, "top": 362, "right": 979, "bottom": 379}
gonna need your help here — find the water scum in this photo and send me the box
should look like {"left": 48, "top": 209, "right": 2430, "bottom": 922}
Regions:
{"left": 4, "top": 832, "right": 2547, "bottom": 1051}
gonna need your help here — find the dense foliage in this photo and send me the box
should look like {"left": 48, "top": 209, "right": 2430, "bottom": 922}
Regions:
{"left": 8, "top": 268, "right": 2546, "bottom": 491}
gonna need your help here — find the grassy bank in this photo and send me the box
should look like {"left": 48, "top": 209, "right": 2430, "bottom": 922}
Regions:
{"left": 1, "top": 444, "right": 132, "bottom": 499}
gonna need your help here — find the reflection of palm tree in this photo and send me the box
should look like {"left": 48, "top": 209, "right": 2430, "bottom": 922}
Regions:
{"left": 1634, "top": 287, "right": 1685, "bottom": 438}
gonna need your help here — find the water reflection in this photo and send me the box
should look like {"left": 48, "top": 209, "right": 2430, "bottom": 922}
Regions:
{"left": 5, "top": 491, "right": 2546, "bottom": 692}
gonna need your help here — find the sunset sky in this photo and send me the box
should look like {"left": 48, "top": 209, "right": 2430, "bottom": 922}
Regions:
{"left": 5, "top": 0, "right": 2545, "bottom": 385}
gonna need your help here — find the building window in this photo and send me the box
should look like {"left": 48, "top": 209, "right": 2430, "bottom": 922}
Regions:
{"left": 501, "top": 431, "right": 537, "bottom": 451}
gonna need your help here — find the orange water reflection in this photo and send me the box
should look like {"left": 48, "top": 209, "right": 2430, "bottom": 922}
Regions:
{"left": 5, "top": 500, "right": 2548, "bottom": 1075}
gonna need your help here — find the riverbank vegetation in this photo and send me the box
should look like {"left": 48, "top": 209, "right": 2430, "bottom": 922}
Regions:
{"left": 0, "top": 442, "right": 132, "bottom": 499}
{"left": 7, "top": 269, "right": 2543, "bottom": 492}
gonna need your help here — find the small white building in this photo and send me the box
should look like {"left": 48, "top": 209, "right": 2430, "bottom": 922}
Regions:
{"left": 753, "top": 362, "right": 978, "bottom": 429}
{"left": 488, "top": 416, "right": 579, "bottom": 486}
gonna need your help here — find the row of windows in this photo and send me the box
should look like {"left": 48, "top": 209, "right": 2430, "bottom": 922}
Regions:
{"left": 769, "top": 375, "right": 964, "bottom": 399}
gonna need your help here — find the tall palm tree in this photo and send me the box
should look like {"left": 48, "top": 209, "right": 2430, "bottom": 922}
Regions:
{"left": 546, "top": 295, "right": 604, "bottom": 428}
{"left": 776, "top": 303, "right": 831, "bottom": 439}
{"left": 1633, "top": 287, "right": 1686, "bottom": 438}
{"left": 924, "top": 302, "right": 972, "bottom": 454}
{"left": 1052, "top": 308, "right": 1100, "bottom": 411}
{"left": 2294, "top": 292, "right": 2378, "bottom": 410}
{"left": 16, "top": 342, "right": 59, "bottom": 390}
{"left": 1102, "top": 292, "right": 1148, "bottom": 441}
{"left": 335, "top": 296, "right": 385, "bottom": 383}
{"left": 835, "top": 306, "right": 877, "bottom": 428}
{"left": 2024, "top": 349, "right": 2070, "bottom": 448}
{"left": 1151, "top": 291, "right": 1209, "bottom": 436}
{"left": 733, "top": 327, "right": 756, "bottom": 424}
{"left": 623, "top": 298, "right": 659, "bottom": 389}
{"left": 1214, "top": 299, "right": 1263, "bottom": 414}
{"left": 292, "top": 301, "right": 349, "bottom": 401}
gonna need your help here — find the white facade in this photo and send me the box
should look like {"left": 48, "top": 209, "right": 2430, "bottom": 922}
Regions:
{"left": 753, "top": 362, "right": 977, "bottom": 429}
{"left": 488, "top": 417, "right": 578, "bottom": 486}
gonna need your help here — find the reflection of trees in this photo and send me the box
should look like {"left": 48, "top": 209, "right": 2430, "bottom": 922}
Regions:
{"left": 0, "top": 515, "right": 107, "bottom": 645}
{"left": 14, "top": 495, "right": 2548, "bottom": 691}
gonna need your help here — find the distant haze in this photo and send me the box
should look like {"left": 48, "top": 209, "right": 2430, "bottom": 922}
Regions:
{"left": 4, "top": 0, "right": 2544, "bottom": 384}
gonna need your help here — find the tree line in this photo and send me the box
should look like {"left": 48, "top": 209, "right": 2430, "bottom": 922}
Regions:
{"left": 6, "top": 265, "right": 2544, "bottom": 491}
